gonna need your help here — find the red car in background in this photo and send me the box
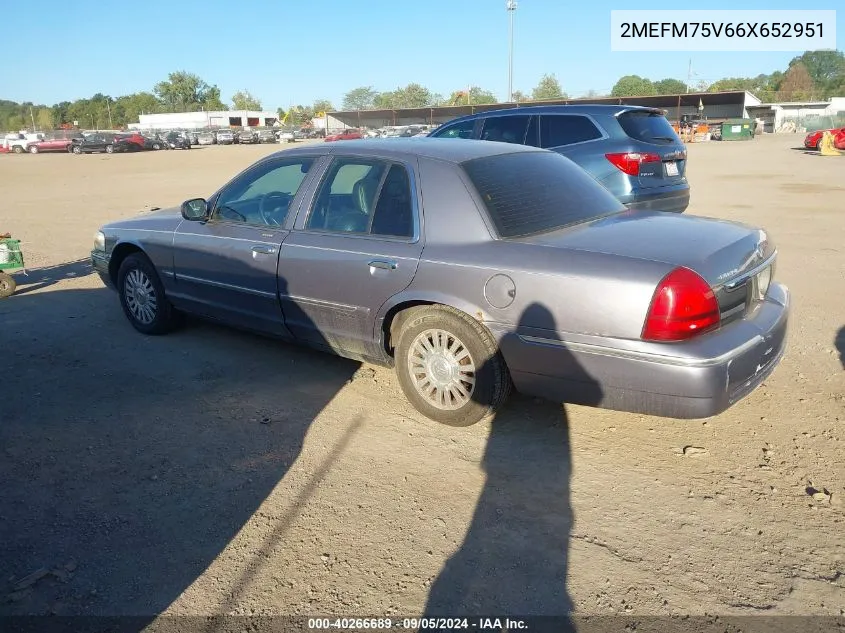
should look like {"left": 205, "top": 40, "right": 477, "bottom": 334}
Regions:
{"left": 27, "top": 138, "right": 73, "bottom": 154}
{"left": 804, "top": 127, "right": 845, "bottom": 149}
{"left": 324, "top": 129, "right": 363, "bottom": 142}
{"left": 835, "top": 128, "right": 845, "bottom": 150}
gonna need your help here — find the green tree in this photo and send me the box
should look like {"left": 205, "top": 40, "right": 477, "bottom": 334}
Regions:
{"left": 36, "top": 107, "right": 53, "bottom": 130}
{"left": 342, "top": 86, "right": 379, "bottom": 110}
{"left": 777, "top": 62, "right": 815, "bottom": 100}
{"left": 232, "top": 90, "right": 262, "bottom": 110}
{"left": 154, "top": 71, "right": 226, "bottom": 112}
{"left": 450, "top": 86, "right": 498, "bottom": 105}
{"left": 373, "top": 84, "right": 433, "bottom": 109}
{"left": 610, "top": 75, "right": 656, "bottom": 97}
{"left": 652, "top": 78, "right": 688, "bottom": 94}
{"left": 788, "top": 50, "right": 845, "bottom": 95}
{"left": 115, "top": 92, "right": 162, "bottom": 124}
{"left": 312, "top": 99, "right": 334, "bottom": 114}
{"left": 511, "top": 90, "right": 528, "bottom": 102}
{"left": 531, "top": 74, "right": 565, "bottom": 100}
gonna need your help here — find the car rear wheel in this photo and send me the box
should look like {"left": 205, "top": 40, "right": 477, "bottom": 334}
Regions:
{"left": 0, "top": 272, "right": 16, "bottom": 298}
{"left": 13, "top": 145, "right": 23, "bottom": 154}
{"left": 117, "top": 253, "right": 182, "bottom": 335}
{"left": 71, "top": 145, "right": 82, "bottom": 154}
{"left": 394, "top": 306, "right": 512, "bottom": 426}
{"left": 29, "top": 145, "right": 39, "bottom": 154}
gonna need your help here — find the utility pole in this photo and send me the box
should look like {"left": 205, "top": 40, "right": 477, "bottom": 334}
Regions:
{"left": 507, "top": 0, "right": 518, "bottom": 102}
{"left": 107, "top": 101, "right": 113, "bottom": 128}
{"left": 29, "top": 106, "right": 36, "bottom": 131}
{"left": 687, "top": 59, "right": 692, "bottom": 93}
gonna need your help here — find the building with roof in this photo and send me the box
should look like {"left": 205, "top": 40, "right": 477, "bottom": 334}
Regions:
{"left": 324, "top": 91, "right": 762, "bottom": 131}
{"left": 130, "top": 110, "right": 279, "bottom": 131}
{"left": 746, "top": 97, "right": 845, "bottom": 133}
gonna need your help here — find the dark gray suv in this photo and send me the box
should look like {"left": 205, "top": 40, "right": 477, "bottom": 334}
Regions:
{"left": 428, "top": 104, "right": 689, "bottom": 213}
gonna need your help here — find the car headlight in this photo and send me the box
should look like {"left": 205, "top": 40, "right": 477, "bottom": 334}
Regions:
{"left": 756, "top": 265, "right": 772, "bottom": 300}
{"left": 94, "top": 231, "right": 106, "bottom": 252}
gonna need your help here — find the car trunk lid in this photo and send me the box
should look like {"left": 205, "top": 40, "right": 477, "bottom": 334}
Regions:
{"left": 514, "top": 210, "right": 775, "bottom": 322}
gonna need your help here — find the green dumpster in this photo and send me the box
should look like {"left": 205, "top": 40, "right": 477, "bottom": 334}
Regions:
{"left": 720, "top": 118, "right": 754, "bottom": 141}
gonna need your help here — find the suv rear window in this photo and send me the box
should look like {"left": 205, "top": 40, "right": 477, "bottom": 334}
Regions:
{"left": 462, "top": 151, "right": 625, "bottom": 238}
{"left": 618, "top": 110, "right": 680, "bottom": 145}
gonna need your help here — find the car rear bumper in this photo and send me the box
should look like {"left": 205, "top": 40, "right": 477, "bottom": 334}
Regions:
{"left": 494, "top": 282, "right": 790, "bottom": 419}
{"left": 620, "top": 184, "right": 690, "bottom": 213}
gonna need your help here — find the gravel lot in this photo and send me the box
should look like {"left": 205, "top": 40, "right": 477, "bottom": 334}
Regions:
{"left": 1, "top": 136, "right": 843, "bottom": 620}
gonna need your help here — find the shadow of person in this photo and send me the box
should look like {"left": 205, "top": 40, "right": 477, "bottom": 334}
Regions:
{"left": 836, "top": 326, "right": 845, "bottom": 369}
{"left": 423, "top": 303, "right": 603, "bottom": 631}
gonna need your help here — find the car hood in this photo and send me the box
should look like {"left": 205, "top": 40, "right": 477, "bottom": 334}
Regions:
{"left": 515, "top": 210, "right": 774, "bottom": 287}
{"left": 104, "top": 206, "right": 183, "bottom": 232}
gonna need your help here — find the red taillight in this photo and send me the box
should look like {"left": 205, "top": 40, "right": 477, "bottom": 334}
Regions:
{"left": 642, "top": 267, "right": 720, "bottom": 342}
{"left": 605, "top": 152, "right": 661, "bottom": 176}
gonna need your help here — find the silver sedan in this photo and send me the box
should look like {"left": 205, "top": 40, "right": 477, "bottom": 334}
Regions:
{"left": 91, "top": 139, "right": 789, "bottom": 425}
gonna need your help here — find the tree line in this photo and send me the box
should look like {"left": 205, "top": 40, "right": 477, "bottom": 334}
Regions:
{"left": 2, "top": 51, "right": 842, "bottom": 132}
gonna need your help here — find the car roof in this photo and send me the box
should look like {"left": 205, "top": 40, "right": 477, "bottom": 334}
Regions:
{"left": 276, "top": 137, "right": 544, "bottom": 163}
{"left": 443, "top": 103, "right": 662, "bottom": 122}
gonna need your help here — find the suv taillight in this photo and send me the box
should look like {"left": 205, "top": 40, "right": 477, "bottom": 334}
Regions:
{"left": 642, "top": 267, "right": 720, "bottom": 342}
{"left": 605, "top": 152, "right": 661, "bottom": 176}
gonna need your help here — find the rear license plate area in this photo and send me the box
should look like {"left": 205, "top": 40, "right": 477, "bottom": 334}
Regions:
{"left": 665, "top": 161, "right": 679, "bottom": 177}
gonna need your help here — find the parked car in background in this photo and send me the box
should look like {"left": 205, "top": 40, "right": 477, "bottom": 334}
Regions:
{"left": 324, "top": 128, "right": 363, "bottom": 142}
{"left": 215, "top": 129, "right": 235, "bottom": 145}
{"left": 164, "top": 132, "right": 191, "bottom": 150}
{"left": 4, "top": 132, "right": 44, "bottom": 153}
{"left": 429, "top": 104, "right": 690, "bottom": 213}
{"left": 238, "top": 129, "right": 258, "bottom": 144}
{"left": 69, "top": 133, "right": 117, "bottom": 154}
{"left": 803, "top": 127, "right": 845, "bottom": 150}
{"left": 197, "top": 131, "right": 216, "bottom": 145}
{"left": 28, "top": 137, "right": 73, "bottom": 154}
{"left": 91, "top": 139, "right": 787, "bottom": 427}
{"left": 112, "top": 132, "right": 150, "bottom": 152}
{"left": 257, "top": 129, "right": 277, "bottom": 143}
{"left": 277, "top": 128, "right": 295, "bottom": 143}
{"left": 187, "top": 131, "right": 199, "bottom": 145}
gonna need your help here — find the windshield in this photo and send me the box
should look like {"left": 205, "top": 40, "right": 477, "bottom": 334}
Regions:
{"left": 461, "top": 151, "right": 625, "bottom": 238}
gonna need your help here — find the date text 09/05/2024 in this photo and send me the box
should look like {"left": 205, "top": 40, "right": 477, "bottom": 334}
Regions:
{"left": 307, "top": 617, "right": 527, "bottom": 630}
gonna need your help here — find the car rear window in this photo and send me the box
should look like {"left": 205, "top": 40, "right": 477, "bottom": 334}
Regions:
{"left": 618, "top": 110, "right": 680, "bottom": 145}
{"left": 461, "top": 151, "right": 626, "bottom": 238}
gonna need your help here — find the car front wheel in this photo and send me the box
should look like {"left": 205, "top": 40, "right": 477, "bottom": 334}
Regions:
{"left": 117, "top": 253, "right": 181, "bottom": 335}
{"left": 105, "top": 144, "right": 114, "bottom": 154}
{"left": 71, "top": 146, "right": 82, "bottom": 154}
{"left": 394, "top": 305, "right": 512, "bottom": 426}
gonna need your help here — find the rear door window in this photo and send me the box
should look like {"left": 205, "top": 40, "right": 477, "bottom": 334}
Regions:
{"left": 462, "top": 151, "right": 625, "bottom": 238}
{"left": 617, "top": 110, "right": 681, "bottom": 145}
{"left": 539, "top": 115, "right": 603, "bottom": 148}
{"left": 431, "top": 119, "right": 476, "bottom": 139}
{"left": 480, "top": 115, "right": 530, "bottom": 144}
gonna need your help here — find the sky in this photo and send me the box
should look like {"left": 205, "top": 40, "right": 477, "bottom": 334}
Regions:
{"left": 1, "top": 0, "right": 841, "bottom": 110}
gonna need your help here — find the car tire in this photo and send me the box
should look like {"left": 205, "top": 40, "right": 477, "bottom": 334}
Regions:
{"left": 117, "top": 253, "right": 182, "bottom": 335}
{"left": 72, "top": 145, "right": 82, "bottom": 154}
{"left": 29, "top": 145, "right": 39, "bottom": 154}
{"left": 0, "top": 272, "right": 16, "bottom": 298}
{"left": 394, "top": 305, "right": 512, "bottom": 426}
{"left": 105, "top": 144, "right": 114, "bottom": 154}
{"left": 152, "top": 143, "right": 161, "bottom": 150}
{"left": 13, "top": 145, "right": 23, "bottom": 154}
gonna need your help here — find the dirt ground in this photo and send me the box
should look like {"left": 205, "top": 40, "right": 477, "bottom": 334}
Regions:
{"left": 1, "top": 136, "right": 843, "bottom": 621}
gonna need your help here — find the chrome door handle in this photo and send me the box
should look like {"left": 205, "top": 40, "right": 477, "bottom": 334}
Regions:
{"left": 252, "top": 245, "right": 277, "bottom": 255}
{"left": 368, "top": 259, "right": 397, "bottom": 270}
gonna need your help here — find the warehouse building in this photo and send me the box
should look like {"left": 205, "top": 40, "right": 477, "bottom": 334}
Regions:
{"left": 746, "top": 97, "right": 845, "bottom": 133}
{"left": 325, "top": 90, "right": 762, "bottom": 130}
{"left": 131, "top": 110, "right": 279, "bottom": 131}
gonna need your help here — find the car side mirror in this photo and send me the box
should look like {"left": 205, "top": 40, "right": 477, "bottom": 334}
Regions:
{"left": 181, "top": 198, "right": 209, "bottom": 221}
